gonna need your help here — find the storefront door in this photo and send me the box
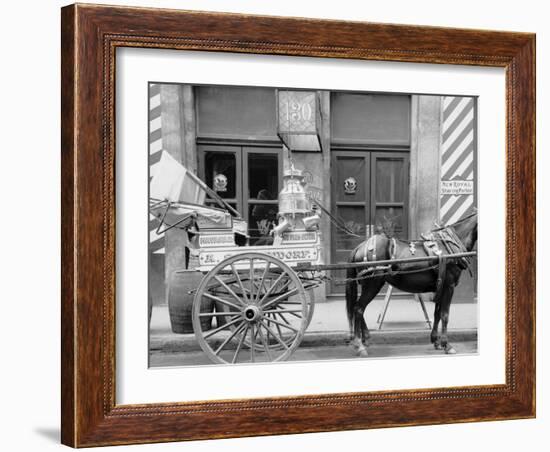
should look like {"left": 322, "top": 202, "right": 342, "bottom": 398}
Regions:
{"left": 198, "top": 145, "right": 282, "bottom": 245}
{"left": 330, "top": 150, "right": 409, "bottom": 294}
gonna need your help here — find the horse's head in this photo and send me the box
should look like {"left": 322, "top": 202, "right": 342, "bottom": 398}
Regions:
{"left": 451, "top": 209, "right": 477, "bottom": 251}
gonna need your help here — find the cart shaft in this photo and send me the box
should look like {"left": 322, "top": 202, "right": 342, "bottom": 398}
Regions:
{"left": 295, "top": 251, "right": 477, "bottom": 272}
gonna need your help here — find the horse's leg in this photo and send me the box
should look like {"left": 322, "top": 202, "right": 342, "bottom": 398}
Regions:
{"left": 349, "top": 279, "right": 366, "bottom": 354}
{"left": 353, "top": 278, "right": 385, "bottom": 357}
{"left": 430, "top": 300, "right": 442, "bottom": 350}
{"left": 439, "top": 285, "right": 457, "bottom": 354}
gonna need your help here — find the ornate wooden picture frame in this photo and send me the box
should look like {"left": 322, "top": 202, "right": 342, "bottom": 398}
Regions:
{"left": 61, "top": 3, "right": 535, "bottom": 447}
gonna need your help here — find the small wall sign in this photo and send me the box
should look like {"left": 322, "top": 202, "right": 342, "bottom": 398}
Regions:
{"left": 441, "top": 180, "right": 474, "bottom": 195}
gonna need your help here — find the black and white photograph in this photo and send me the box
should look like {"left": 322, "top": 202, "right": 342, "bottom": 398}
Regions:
{"left": 148, "top": 83, "right": 478, "bottom": 367}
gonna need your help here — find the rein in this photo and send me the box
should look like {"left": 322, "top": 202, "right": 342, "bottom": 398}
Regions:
{"left": 311, "top": 197, "right": 362, "bottom": 238}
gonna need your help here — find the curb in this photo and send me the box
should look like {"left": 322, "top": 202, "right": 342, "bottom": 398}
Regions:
{"left": 150, "top": 328, "right": 477, "bottom": 354}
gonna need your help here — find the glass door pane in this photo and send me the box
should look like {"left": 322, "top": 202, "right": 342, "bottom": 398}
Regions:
{"left": 243, "top": 148, "right": 282, "bottom": 245}
{"left": 204, "top": 151, "right": 237, "bottom": 198}
{"left": 199, "top": 146, "right": 242, "bottom": 215}
{"left": 246, "top": 153, "right": 279, "bottom": 200}
{"left": 371, "top": 153, "right": 409, "bottom": 238}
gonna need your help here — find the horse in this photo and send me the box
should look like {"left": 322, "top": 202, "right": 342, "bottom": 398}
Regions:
{"left": 345, "top": 212, "right": 477, "bottom": 357}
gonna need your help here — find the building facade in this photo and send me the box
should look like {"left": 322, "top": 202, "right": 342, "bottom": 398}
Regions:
{"left": 149, "top": 83, "right": 477, "bottom": 304}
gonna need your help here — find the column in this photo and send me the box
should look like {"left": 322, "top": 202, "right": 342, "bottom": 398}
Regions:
{"left": 409, "top": 95, "right": 441, "bottom": 238}
{"left": 160, "top": 85, "right": 197, "bottom": 297}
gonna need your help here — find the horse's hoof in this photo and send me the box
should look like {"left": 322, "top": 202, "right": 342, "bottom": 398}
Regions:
{"left": 434, "top": 343, "right": 442, "bottom": 350}
{"left": 358, "top": 348, "right": 369, "bottom": 358}
{"left": 445, "top": 345, "right": 457, "bottom": 354}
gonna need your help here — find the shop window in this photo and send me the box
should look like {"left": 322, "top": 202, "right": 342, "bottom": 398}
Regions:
{"left": 331, "top": 93, "right": 410, "bottom": 146}
{"left": 197, "top": 86, "right": 277, "bottom": 139}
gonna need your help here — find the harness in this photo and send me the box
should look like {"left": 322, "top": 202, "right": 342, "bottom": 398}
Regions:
{"left": 352, "top": 223, "right": 473, "bottom": 297}
{"left": 419, "top": 227, "right": 472, "bottom": 299}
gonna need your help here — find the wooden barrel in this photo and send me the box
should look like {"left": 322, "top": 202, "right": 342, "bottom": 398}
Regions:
{"left": 168, "top": 271, "right": 212, "bottom": 334}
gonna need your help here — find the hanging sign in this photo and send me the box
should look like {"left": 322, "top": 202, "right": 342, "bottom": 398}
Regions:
{"left": 277, "top": 90, "right": 322, "bottom": 152}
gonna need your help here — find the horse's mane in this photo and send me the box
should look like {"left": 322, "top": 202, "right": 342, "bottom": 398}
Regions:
{"left": 380, "top": 210, "right": 477, "bottom": 244}
{"left": 431, "top": 210, "right": 477, "bottom": 232}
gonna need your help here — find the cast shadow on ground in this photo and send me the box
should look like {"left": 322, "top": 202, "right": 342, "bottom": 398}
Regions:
{"left": 34, "top": 427, "right": 59, "bottom": 443}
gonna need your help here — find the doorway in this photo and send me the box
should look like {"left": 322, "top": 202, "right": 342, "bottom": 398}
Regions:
{"left": 330, "top": 150, "right": 409, "bottom": 294}
{"left": 198, "top": 145, "right": 283, "bottom": 245}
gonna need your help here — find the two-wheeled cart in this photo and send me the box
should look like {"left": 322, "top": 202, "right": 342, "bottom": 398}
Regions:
{"left": 151, "top": 165, "right": 476, "bottom": 365}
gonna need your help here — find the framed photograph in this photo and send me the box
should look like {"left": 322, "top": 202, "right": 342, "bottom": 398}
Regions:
{"left": 61, "top": 4, "right": 535, "bottom": 447}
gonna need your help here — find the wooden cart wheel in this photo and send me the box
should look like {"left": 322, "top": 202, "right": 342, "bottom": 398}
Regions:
{"left": 241, "top": 278, "right": 315, "bottom": 352}
{"left": 192, "top": 252, "right": 308, "bottom": 364}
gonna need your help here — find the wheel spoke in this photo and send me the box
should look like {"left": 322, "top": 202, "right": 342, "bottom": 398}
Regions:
{"left": 206, "top": 276, "right": 238, "bottom": 292}
{"left": 202, "top": 292, "right": 242, "bottom": 311}
{"left": 231, "top": 263, "right": 249, "bottom": 302}
{"left": 258, "top": 271, "right": 288, "bottom": 305}
{"left": 259, "top": 320, "right": 289, "bottom": 350}
{"left": 262, "top": 315, "right": 299, "bottom": 333}
{"left": 232, "top": 324, "right": 249, "bottom": 364}
{"left": 270, "top": 312, "right": 285, "bottom": 340}
{"left": 284, "top": 310, "right": 303, "bottom": 320}
{"left": 214, "top": 321, "right": 247, "bottom": 356}
{"left": 199, "top": 311, "right": 240, "bottom": 317}
{"left": 275, "top": 277, "right": 293, "bottom": 294}
{"left": 265, "top": 312, "right": 285, "bottom": 343}
{"left": 263, "top": 309, "right": 303, "bottom": 314}
{"left": 255, "top": 261, "right": 271, "bottom": 303}
{"left": 214, "top": 276, "right": 247, "bottom": 306}
{"left": 261, "top": 287, "right": 299, "bottom": 310}
{"left": 262, "top": 312, "right": 275, "bottom": 343}
{"left": 250, "top": 324, "right": 255, "bottom": 362}
{"left": 275, "top": 311, "right": 292, "bottom": 325}
{"left": 264, "top": 279, "right": 293, "bottom": 301}
{"left": 203, "top": 316, "right": 243, "bottom": 339}
{"left": 257, "top": 324, "right": 272, "bottom": 360}
{"left": 249, "top": 258, "right": 255, "bottom": 301}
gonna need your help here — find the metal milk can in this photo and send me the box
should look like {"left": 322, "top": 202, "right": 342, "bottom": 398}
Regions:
{"left": 278, "top": 166, "right": 310, "bottom": 216}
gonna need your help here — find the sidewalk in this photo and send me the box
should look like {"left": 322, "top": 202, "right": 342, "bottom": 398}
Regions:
{"left": 150, "top": 296, "right": 477, "bottom": 353}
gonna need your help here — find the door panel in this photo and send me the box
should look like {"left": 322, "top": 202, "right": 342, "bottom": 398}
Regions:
{"left": 331, "top": 152, "right": 370, "bottom": 294}
{"left": 334, "top": 156, "right": 367, "bottom": 202}
{"left": 330, "top": 150, "right": 409, "bottom": 295}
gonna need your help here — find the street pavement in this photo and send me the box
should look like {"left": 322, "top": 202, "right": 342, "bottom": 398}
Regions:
{"left": 150, "top": 341, "right": 478, "bottom": 367}
{"left": 149, "top": 296, "right": 478, "bottom": 367}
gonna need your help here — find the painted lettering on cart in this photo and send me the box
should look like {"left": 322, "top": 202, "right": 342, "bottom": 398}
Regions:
{"left": 282, "top": 231, "right": 317, "bottom": 242}
{"left": 269, "top": 249, "right": 313, "bottom": 260}
{"left": 199, "top": 234, "right": 234, "bottom": 247}
{"left": 199, "top": 247, "right": 318, "bottom": 266}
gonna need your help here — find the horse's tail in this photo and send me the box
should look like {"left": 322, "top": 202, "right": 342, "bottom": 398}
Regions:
{"left": 345, "top": 259, "right": 358, "bottom": 337}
